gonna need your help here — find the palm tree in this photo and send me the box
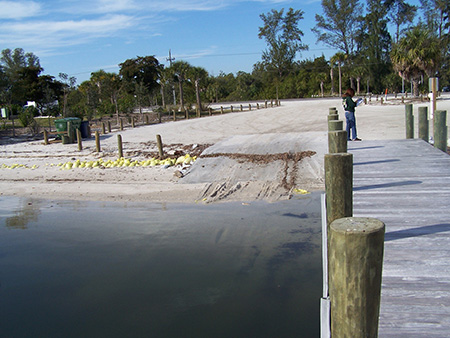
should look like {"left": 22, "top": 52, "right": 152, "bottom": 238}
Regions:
{"left": 330, "top": 52, "right": 347, "bottom": 96}
{"left": 170, "top": 61, "right": 190, "bottom": 111}
{"left": 391, "top": 25, "right": 441, "bottom": 96}
{"left": 188, "top": 66, "right": 208, "bottom": 115}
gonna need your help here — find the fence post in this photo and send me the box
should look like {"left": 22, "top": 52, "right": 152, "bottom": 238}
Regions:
{"left": 102, "top": 122, "right": 106, "bottom": 134}
{"left": 434, "top": 110, "right": 448, "bottom": 152}
{"left": 120, "top": 118, "right": 124, "bottom": 131}
{"left": 108, "top": 121, "right": 111, "bottom": 133}
{"left": 117, "top": 134, "right": 123, "bottom": 158}
{"left": 405, "top": 104, "right": 414, "bottom": 139}
{"left": 418, "top": 106, "right": 429, "bottom": 142}
{"left": 67, "top": 121, "right": 73, "bottom": 143}
{"left": 329, "top": 217, "right": 385, "bottom": 338}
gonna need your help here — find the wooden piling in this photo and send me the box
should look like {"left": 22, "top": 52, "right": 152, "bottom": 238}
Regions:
{"left": 434, "top": 110, "right": 448, "bottom": 152}
{"left": 120, "top": 118, "right": 123, "bottom": 131}
{"left": 329, "top": 217, "right": 385, "bottom": 338}
{"left": 329, "top": 107, "right": 337, "bottom": 115}
{"left": 405, "top": 104, "right": 414, "bottom": 139}
{"left": 156, "top": 134, "right": 164, "bottom": 158}
{"left": 117, "top": 134, "right": 123, "bottom": 158}
{"left": 173, "top": 109, "right": 176, "bottom": 121}
{"left": 328, "top": 120, "right": 344, "bottom": 131}
{"left": 220, "top": 106, "right": 224, "bottom": 114}
{"left": 328, "top": 114, "right": 339, "bottom": 121}
{"left": 325, "top": 153, "right": 353, "bottom": 226}
{"left": 240, "top": 104, "right": 243, "bottom": 112}
{"left": 265, "top": 100, "right": 268, "bottom": 109}
{"left": 44, "top": 130, "right": 49, "bottom": 145}
{"left": 418, "top": 106, "right": 429, "bottom": 142}
{"left": 95, "top": 131, "right": 100, "bottom": 152}
{"left": 77, "top": 129, "right": 82, "bottom": 151}
{"left": 248, "top": 104, "right": 251, "bottom": 111}
{"left": 328, "top": 130, "right": 348, "bottom": 153}
{"left": 108, "top": 121, "right": 111, "bottom": 133}
{"left": 102, "top": 122, "right": 106, "bottom": 134}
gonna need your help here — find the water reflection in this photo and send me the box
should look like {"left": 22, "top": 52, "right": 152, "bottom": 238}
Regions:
{"left": 5, "top": 199, "right": 41, "bottom": 229}
{"left": 0, "top": 194, "right": 322, "bottom": 337}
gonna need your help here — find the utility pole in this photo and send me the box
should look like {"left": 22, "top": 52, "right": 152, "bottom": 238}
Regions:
{"left": 167, "top": 49, "right": 176, "bottom": 106}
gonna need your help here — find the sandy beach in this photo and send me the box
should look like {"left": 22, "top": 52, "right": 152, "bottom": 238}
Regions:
{"left": 1, "top": 95, "right": 449, "bottom": 203}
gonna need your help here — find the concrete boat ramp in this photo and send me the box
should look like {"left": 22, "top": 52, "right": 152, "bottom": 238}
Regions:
{"left": 349, "top": 139, "right": 450, "bottom": 337}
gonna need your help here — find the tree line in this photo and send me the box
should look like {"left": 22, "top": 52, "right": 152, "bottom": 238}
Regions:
{"left": 0, "top": 0, "right": 448, "bottom": 122}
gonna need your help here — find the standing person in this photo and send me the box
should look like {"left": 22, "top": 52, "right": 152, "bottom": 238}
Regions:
{"left": 342, "top": 88, "right": 362, "bottom": 141}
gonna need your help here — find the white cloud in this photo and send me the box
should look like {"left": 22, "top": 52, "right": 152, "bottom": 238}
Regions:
{"left": 0, "top": 15, "right": 134, "bottom": 49}
{"left": 1, "top": 0, "right": 42, "bottom": 19}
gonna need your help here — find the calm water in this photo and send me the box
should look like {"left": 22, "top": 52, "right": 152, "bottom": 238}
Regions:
{"left": 0, "top": 194, "right": 323, "bottom": 338}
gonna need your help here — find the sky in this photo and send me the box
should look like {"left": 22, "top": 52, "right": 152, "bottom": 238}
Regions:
{"left": 0, "top": 0, "right": 422, "bottom": 85}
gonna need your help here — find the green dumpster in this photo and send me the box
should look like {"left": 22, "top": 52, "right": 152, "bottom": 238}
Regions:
{"left": 54, "top": 117, "right": 81, "bottom": 143}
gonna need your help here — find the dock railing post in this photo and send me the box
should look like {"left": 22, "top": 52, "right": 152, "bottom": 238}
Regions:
{"left": 434, "top": 110, "right": 448, "bottom": 152}
{"left": 328, "top": 120, "right": 343, "bottom": 132}
{"left": 328, "top": 131, "right": 348, "bottom": 153}
{"left": 418, "top": 106, "right": 429, "bottom": 142}
{"left": 329, "top": 217, "right": 385, "bottom": 338}
{"left": 405, "top": 104, "right": 414, "bottom": 139}
{"left": 325, "top": 153, "right": 353, "bottom": 227}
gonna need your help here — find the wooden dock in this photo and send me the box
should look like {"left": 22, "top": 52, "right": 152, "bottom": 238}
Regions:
{"left": 348, "top": 139, "right": 450, "bottom": 337}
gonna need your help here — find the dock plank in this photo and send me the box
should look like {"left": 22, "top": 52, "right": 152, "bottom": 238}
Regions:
{"left": 348, "top": 139, "right": 450, "bottom": 337}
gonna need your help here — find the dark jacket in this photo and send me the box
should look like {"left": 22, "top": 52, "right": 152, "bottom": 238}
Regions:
{"left": 342, "top": 96, "right": 356, "bottom": 113}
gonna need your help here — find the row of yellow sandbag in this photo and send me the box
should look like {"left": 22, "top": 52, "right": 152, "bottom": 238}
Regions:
{"left": 48, "top": 154, "right": 197, "bottom": 170}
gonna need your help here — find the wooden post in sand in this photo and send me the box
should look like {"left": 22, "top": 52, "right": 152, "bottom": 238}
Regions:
{"left": 120, "top": 118, "right": 124, "bottom": 131}
{"left": 131, "top": 117, "right": 135, "bottom": 128}
{"left": 44, "top": 130, "right": 49, "bottom": 145}
{"left": 77, "top": 129, "right": 82, "bottom": 151}
{"left": 108, "top": 121, "right": 111, "bottom": 133}
{"left": 95, "top": 131, "right": 101, "bottom": 152}
{"left": 67, "top": 121, "right": 73, "bottom": 143}
{"left": 329, "top": 217, "right": 385, "bottom": 338}
{"left": 156, "top": 134, "right": 164, "bottom": 158}
{"left": 102, "top": 122, "right": 106, "bottom": 134}
{"left": 117, "top": 134, "right": 123, "bottom": 158}
{"left": 329, "top": 107, "right": 337, "bottom": 115}
{"left": 221, "top": 106, "right": 224, "bottom": 114}
{"left": 231, "top": 106, "right": 234, "bottom": 112}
